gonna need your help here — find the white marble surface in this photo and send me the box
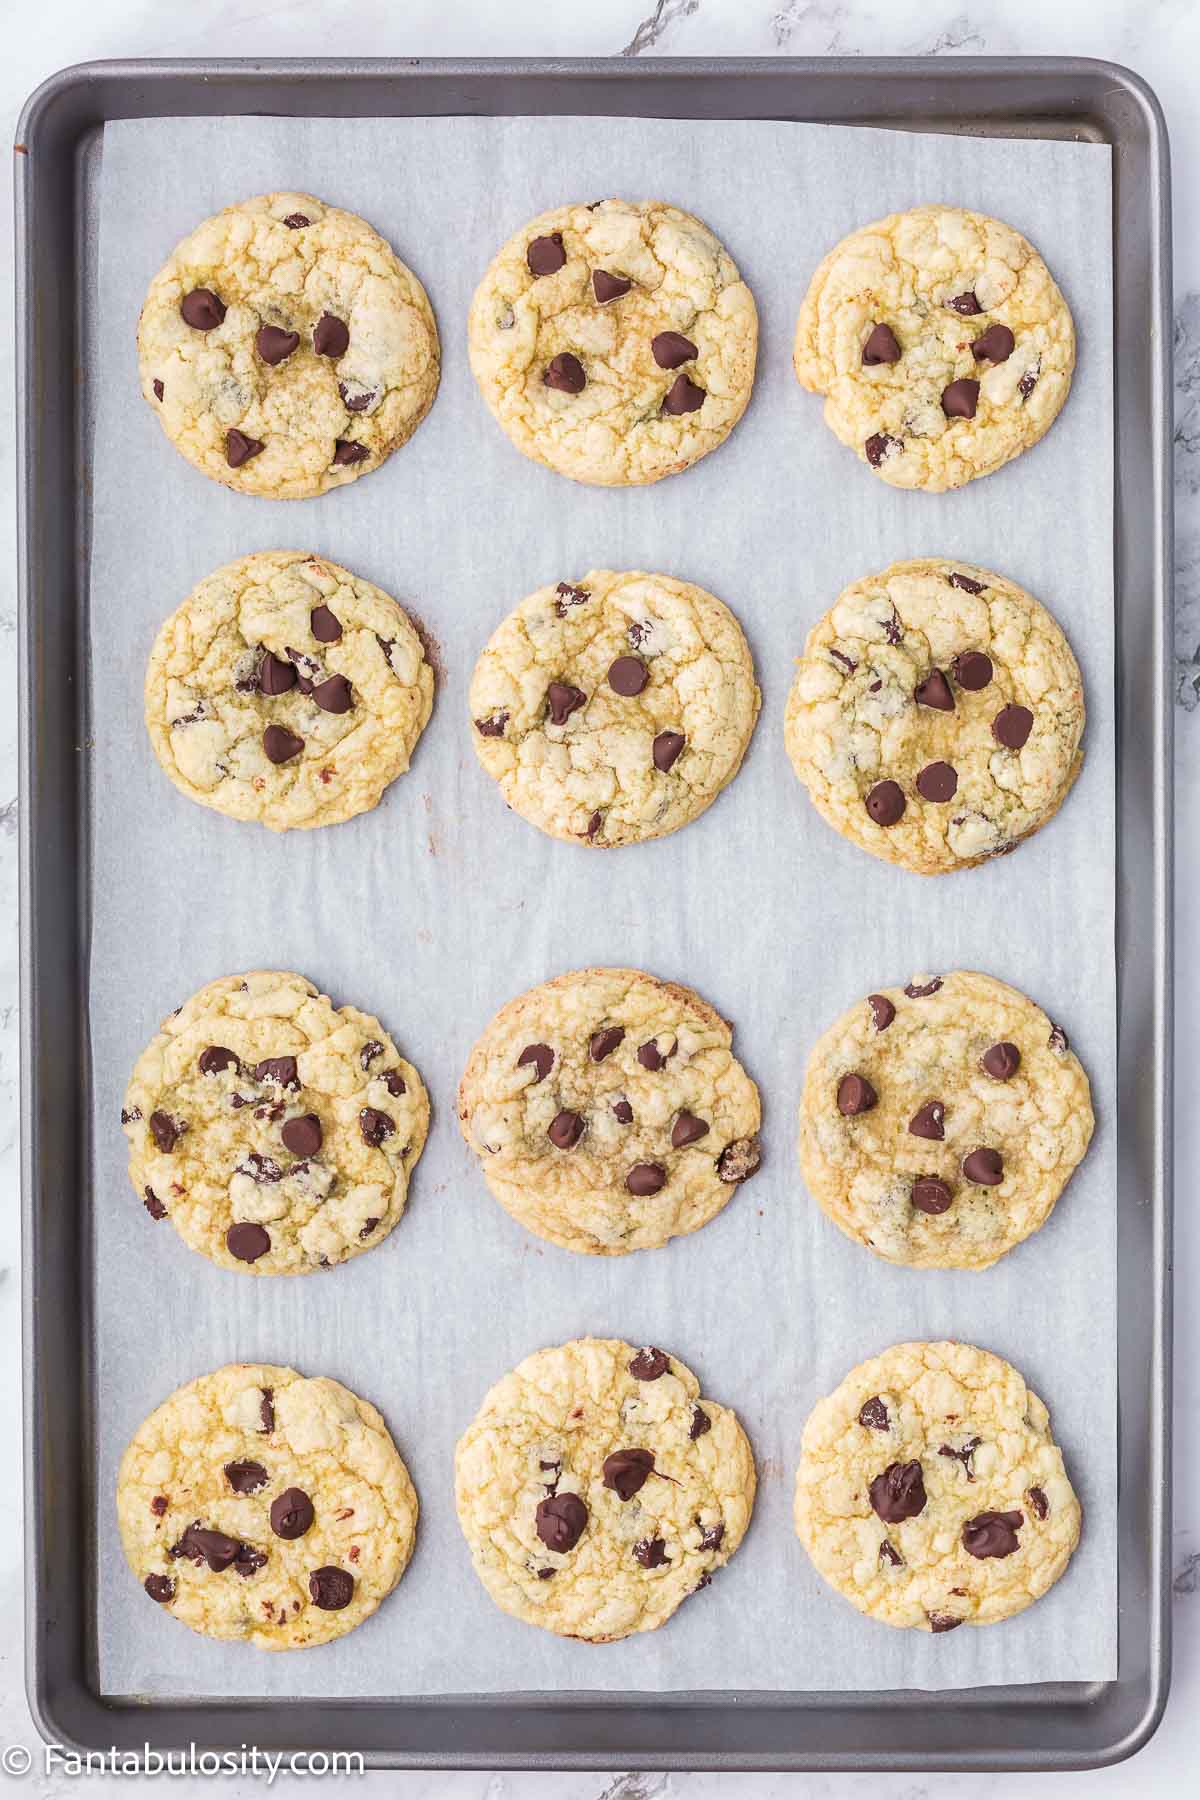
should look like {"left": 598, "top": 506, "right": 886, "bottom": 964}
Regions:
{"left": 0, "top": 1, "right": 1195, "bottom": 1793}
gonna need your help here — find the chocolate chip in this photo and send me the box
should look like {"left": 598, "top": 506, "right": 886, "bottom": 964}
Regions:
{"left": 152, "top": 379, "right": 164, "bottom": 402}
{"left": 603, "top": 1448, "right": 655, "bottom": 1501}
{"left": 149, "top": 1110, "right": 182, "bottom": 1153}
{"left": 698, "top": 1522, "right": 725, "bottom": 1552}
{"left": 548, "top": 1110, "right": 584, "bottom": 1150}
{"left": 917, "top": 761, "right": 958, "bottom": 803}
{"left": 865, "top": 780, "right": 905, "bottom": 826}
{"left": 869, "top": 1460, "right": 927, "bottom": 1524}
{"left": 953, "top": 650, "right": 993, "bottom": 691}
{"left": 949, "top": 571, "right": 985, "bottom": 595}
{"left": 144, "top": 1573, "right": 175, "bottom": 1603}
{"left": 671, "top": 1111, "right": 709, "bottom": 1148}
{"left": 868, "top": 995, "right": 895, "bottom": 1032}
{"left": 309, "top": 1566, "right": 354, "bottom": 1610}
{"left": 593, "top": 269, "right": 632, "bottom": 302}
{"left": 224, "top": 1460, "right": 268, "bottom": 1495}
{"left": 1048, "top": 1024, "right": 1070, "bottom": 1054}
{"left": 915, "top": 669, "right": 955, "bottom": 711}
{"left": 962, "top": 1510, "right": 1023, "bottom": 1559}
{"left": 143, "top": 1187, "right": 167, "bottom": 1220}
{"left": 535, "top": 1491, "right": 587, "bottom": 1552}
{"left": 941, "top": 378, "right": 979, "bottom": 419}
{"left": 612, "top": 1099, "right": 634, "bottom": 1124}
{"left": 235, "top": 1546, "right": 267, "bottom": 1578}
{"left": 865, "top": 432, "right": 901, "bottom": 467}
{"left": 830, "top": 649, "right": 857, "bottom": 674}
{"left": 260, "top": 1390, "right": 275, "bottom": 1432}
{"left": 608, "top": 656, "right": 648, "bottom": 696}
{"left": 172, "top": 1523, "right": 243, "bottom": 1571}
{"left": 858, "top": 1397, "right": 889, "bottom": 1431}
{"left": 359, "top": 1216, "right": 380, "bottom": 1240}
{"left": 904, "top": 977, "right": 943, "bottom": 998}
{"left": 199, "top": 1045, "right": 239, "bottom": 1077}
{"left": 256, "top": 324, "right": 299, "bottom": 365}
{"left": 928, "top": 1612, "right": 963, "bottom": 1633}
{"left": 938, "top": 1437, "right": 981, "bottom": 1480}
{"left": 310, "top": 605, "right": 342, "bottom": 643}
{"left": 626, "top": 1162, "right": 666, "bottom": 1196}
{"left": 225, "top": 429, "right": 265, "bottom": 468}
{"left": 122, "top": 1106, "right": 142, "bottom": 1124}
{"left": 637, "top": 1040, "right": 671, "bottom": 1071}
{"left": 879, "top": 1540, "right": 903, "bottom": 1568}
{"left": 258, "top": 650, "right": 297, "bottom": 696}
{"left": 313, "top": 313, "right": 349, "bottom": 358}
{"left": 992, "top": 703, "right": 1033, "bottom": 750}
{"left": 689, "top": 1405, "right": 712, "bottom": 1440}
{"left": 282, "top": 1114, "right": 322, "bottom": 1156}
{"left": 837, "top": 1073, "right": 877, "bottom": 1117}
{"left": 527, "top": 233, "right": 565, "bottom": 276}
{"left": 332, "top": 439, "right": 369, "bottom": 466}
{"left": 884, "top": 611, "right": 903, "bottom": 646}
{"left": 270, "top": 1487, "right": 315, "bottom": 1539}
{"left": 554, "top": 583, "right": 590, "bottom": 615}
{"left": 589, "top": 1026, "right": 624, "bottom": 1062}
{"left": 283, "top": 212, "right": 310, "bottom": 228}
{"left": 972, "top": 323, "right": 1015, "bottom": 364}
{"left": 946, "top": 291, "right": 982, "bottom": 316}
{"left": 180, "top": 288, "right": 225, "bottom": 330}
{"left": 226, "top": 1223, "right": 270, "bottom": 1263}
{"left": 547, "top": 681, "right": 586, "bottom": 726}
{"left": 629, "top": 1347, "right": 669, "bottom": 1381}
{"left": 653, "top": 730, "right": 686, "bottom": 772}
{"left": 862, "top": 323, "right": 901, "bottom": 365}
{"left": 255, "top": 1056, "right": 298, "bottom": 1088}
{"left": 313, "top": 674, "right": 353, "bottom": 715}
{"left": 544, "top": 353, "right": 586, "bottom": 394}
{"left": 634, "top": 1536, "right": 668, "bottom": 1569}
{"left": 518, "top": 1043, "right": 554, "bottom": 1084}
{"left": 982, "top": 1042, "right": 1021, "bottom": 1080}
{"left": 1019, "top": 367, "right": 1039, "bottom": 399}
{"left": 585, "top": 812, "right": 602, "bottom": 840}
{"left": 475, "top": 711, "right": 508, "bottom": 738}
{"left": 912, "top": 1177, "right": 954, "bottom": 1215}
{"left": 339, "top": 382, "right": 375, "bottom": 413}
{"left": 717, "top": 1136, "right": 761, "bottom": 1182}
{"left": 651, "top": 331, "right": 698, "bottom": 369}
{"left": 359, "top": 1107, "right": 395, "bottom": 1148}
{"left": 262, "top": 724, "right": 303, "bottom": 765}
{"left": 1026, "top": 1486, "right": 1049, "bottom": 1520}
{"left": 908, "top": 1100, "right": 945, "bottom": 1140}
{"left": 662, "top": 372, "right": 705, "bottom": 414}
{"left": 962, "top": 1146, "right": 1004, "bottom": 1186}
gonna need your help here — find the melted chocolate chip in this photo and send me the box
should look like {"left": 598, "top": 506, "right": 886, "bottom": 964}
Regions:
{"left": 144, "top": 1573, "right": 175, "bottom": 1603}
{"left": 671, "top": 1110, "right": 709, "bottom": 1148}
{"left": 626, "top": 1162, "right": 666, "bottom": 1196}
{"left": 653, "top": 730, "right": 686, "bottom": 772}
{"left": 837, "top": 1073, "right": 877, "bottom": 1117}
{"left": 518, "top": 1043, "right": 554, "bottom": 1083}
{"left": 629, "top": 1347, "right": 669, "bottom": 1381}
{"left": 651, "top": 331, "right": 698, "bottom": 369}
{"left": 604, "top": 1448, "right": 656, "bottom": 1501}
{"left": 260, "top": 1390, "right": 275, "bottom": 1432}
{"left": 953, "top": 651, "right": 993, "bottom": 690}
{"left": 865, "top": 780, "right": 905, "bottom": 826}
{"left": 283, "top": 212, "right": 310, "bottom": 228}
{"left": 359, "top": 1107, "right": 395, "bottom": 1148}
{"left": 698, "top": 1521, "right": 725, "bottom": 1552}
{"left": 554, "top": 583, "right": 590, "bottom": 615}
{"left": 535, "top": 1491, "right": 587, "bottom": 1552}
{"left": 949, "top": 571, "right": 985, "bottom": 595}
{"left": 865, "top": 432, "right": 902, "bottom": 467}
{"left": 339, "top": 382, "right": 375, "bottom": 413}
{"left": 256, "top": 325, "right": 299, "bottom": 365}
{"left": 941, "top": 378, "right": 979, "bottom": 419}
{"left": 612, "top": 1099, "right": 634, "bottom": 1124}
{"left": 199, "top": 1045, "right": 239, "bottom": 1077}
{"left": 972, "top": 323, "right": 1015, "bottom": 364}
{"left": 962, "top": 1510, "right": 1023, "bottom": 1559}
{"left": 662, "top": 372, "right": 705, "bottom": 414}
{"left": 717, "top": 1137, "right": 761, "bottom": 1182}
{"left": 310, "top": 605, "right": 342, "bottom": 642}
{"left": 946, "top": 291, "right": 982, "bottom": 316}
{"left": 869, "top": 1460, "right": 927, "bottom": 1524}
{"left": 858, "top": 1397, "right": 890, "bottom": 1431}
{"left": 912, "top": 1176, "right": 954, "bottom": 1215}
{"left": 547, "top": 682, "right": 587, "bottom": 726}
{"left": 904, "top": 977, "right": 943, "bottom": 998}
{"left": 862, "top": 322, "right": 902, "bottom": 365}
{"left": 830, "top": 648, "right": 857, "bottom": 674}
{"left": 637, "top": 1040, "right": 671, "bottom": 1072}
{"left": 152, "top": 379, "right": 164, "bottom": 402}
{"left": 282, "top": 1114, "right": 322, "bottom": 1157}
{"left": 332, "top": 439, "right": 369, "bottom": 466}
{"left": 915, "top": 669, "right": 955, "bottom": 711}
{"left": 1019, "top": 367, "right": 1039, "bottom": 399}
{"left": 475, "top": 711, "right": 508, "bottom": 738}
{"left": 608, "top": 656, "right": 648, "bottom": 697}
{"left": 689, "top": 1405, "right": 712, "bottom": 1440}
{"left": 255, "top": 1056, "right": 298, "bottom": 1088}
{"left": 224, "top": 1460, "right": 268, "bottom": 1494}
{"left": 180, "top": 288, "right": 226, "bottom": 330}
{"left": 879, "top": 1540, "right": 903, "bottom": 1568}
{"left": 593, "top": 269, "right": 632, "bottom": 302}
{"left": 172, "top": 1523, "right": 243, "bottom": 1571}
{"left": 938, "top": 1437, "right": 981, "bottom": 1480}
{"left": 143, "top": 1187, "right": 167, "bottom": 1220}
{"left": 313, "top": 313, "right": 350, "bottom": 358}
{"left": 270, "top": 1487, "right": 315, "bottom": 1540}
{"left": 226, "top": 1223, "right": 270, "bottom": 1263}
{"left": 527, "top": 233, "right": 566, "bottom": 276}
{"left": 928, "top": 1611, "right": 963, "bottom": 1633}
{"left": 982, "top": 1041, "right": 1021, "bottom": 1080}
{"left": 225, "top": 429, "right": 265, "bottom": 468}
{"left": 634, "top": 1536, "right": 668, "bottom": 1569}
{"left": 1026, "top": 1486, "right": 1049, "bottom": 1520}
{"left": 1048, "top": 1024, "right": 1070, "bottom": 1054}
{"left": 992, "top": 703, "right": 1034, "bottom": 750}
{"left": 589, "top": 1026, "right": 624, "bottom": 1062}
{"left": 313, "top": 673, "right": 353, "bottom": 715}
{"left": 258, "top": 649, "right": 297, "bottom": 696}
{"left": 309, "top": 1566, "right": 354, "bottom": 1610}
{"left": 962, "top": 1146, "right": 1004, "bottom": 1186}
{"left": 544, "top": 353, "right": 586, "bottom": 394}
{"left": 917, "top": 761, "right": 958, "bottom": 803}
{"left": 548, "top": 1110, "right": 584, "bottom": 1150}
{"left": 149, "top": 1110, "right": 182, "bottom": 1153}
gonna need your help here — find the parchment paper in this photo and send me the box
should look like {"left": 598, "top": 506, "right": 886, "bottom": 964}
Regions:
{"left": 90, "top": 114, "right": 1115, "bottom": 1697}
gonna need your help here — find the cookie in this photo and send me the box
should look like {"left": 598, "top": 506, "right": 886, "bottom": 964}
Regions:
{"left": 469, "top": 570, "right": 758, "bottom": 849}
{"left": 793, "top": 206, "right": 1074, "bottom": 491}
{"left": 783, "top": 558, "right": 1084, "bottom": 874}
{"left": 455, "top": 1338, "right": 755, "bottom": 1642}
{"left": 123, "top": 971, "right": 429, "bottom": 1276}
{"left": 117, "top": 1363, "right": 417, "bottom": 1650}
{"left": 468, "top": 200, "right": 757, "bottom": 486}
{"left": 138, "top": 192, "right": 439, "bottom": 498}
{"left": 145, "top": 551, "right": 434, "bottom": 833}
{"left": 798, "top": 970, "right": 1093, "bottom": 1270}
{"left": 457, "top": 968, "right": 762, "bottom": 1255}
{"left": 794, "top": 1341, "right": 1081, "bottom": 1633}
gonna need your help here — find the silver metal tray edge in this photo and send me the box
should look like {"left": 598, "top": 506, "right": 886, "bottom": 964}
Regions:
{"left": 15, "top": 54, "right": 1174, "bottom": 1773}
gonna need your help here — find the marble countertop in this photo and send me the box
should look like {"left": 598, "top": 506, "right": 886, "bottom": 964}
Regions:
{"left": 1, "top": 1, "right": 1195, "bottom": 1794}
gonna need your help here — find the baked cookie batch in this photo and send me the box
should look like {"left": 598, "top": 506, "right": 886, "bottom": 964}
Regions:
{"left": 118, "top": 192, "right": 1090, "bottom": 1650}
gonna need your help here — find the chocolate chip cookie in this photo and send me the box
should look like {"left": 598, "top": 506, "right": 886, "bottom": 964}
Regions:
{"left": 138, "top": 192, "right": 439, "bottom": 498}
{"left": 124, "top": 971, "right": 429, "bottom": 1275}
{"left": 457, "top": 968, "right": 762, "bottom": 1255}
{"left": 795, "top": 1341, "right": 1081, "bottom": 1632}
{"left": 117, "top": 1362, "right": 417, "bottom": 1649}
{"left": 798, "top": 970, "right": 1093, "bottom": 1270}
{"left": 145, "top": 551, "right": 434, "bottom": 832}
{"left": 783, "top": 558, "right": 1084, "bottom": 874}
{"left": 793, "top": 205, "right": 1074, "bottom": 490}
{"left": 455, "top": 1337, "right": 756, "bottom": 1641}
{"left": 468, "top": 200, "right": 758, "bottom": 485}
{"left": 469, "top": 569, "right": 759, "bottom": 848}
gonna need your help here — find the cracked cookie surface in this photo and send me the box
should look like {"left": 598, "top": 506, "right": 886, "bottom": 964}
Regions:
{"left": 458, "top": 968, "right": 762, "bottom": 1255}
{"left": 138, "top": 191, "right": 439, "bottom": 498}
{"left": 783, "top": 558, "right": 1084, "bottom": 875}
{"left": 794, "top": 206, "right": 1074, "bottom": 491}
{"left": 798, "top": 970, "right": 1093, "bottom": 1270}
{"left": 455, "top": 1337, "right": 755, "bottom": 1641}
{"left": 124, "top": 970, "right": 429, "bottom": 1276}
{"left": 117, "top": 1362, "right": 417, "bottom": 1650}
{"left": 468, "top": 200, "right": 757, "bottom": 486}
{"left": 469, "top": 569, "right": 759, "bottom": 848}
{"left": 145, "top": 551, "right": 434, "bottom": 832}
{"left": 794, "top": 1341, "right": 1081, "bottom": 1632}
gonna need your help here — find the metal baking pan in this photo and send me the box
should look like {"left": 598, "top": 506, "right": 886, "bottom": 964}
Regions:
{"left": 16, "top": 56, "right": 1173, "bottom": 1772}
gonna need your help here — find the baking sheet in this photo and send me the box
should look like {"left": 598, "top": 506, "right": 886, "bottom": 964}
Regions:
{"left": 89, "top": 114, "right": 1115, "bottom": 1696}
